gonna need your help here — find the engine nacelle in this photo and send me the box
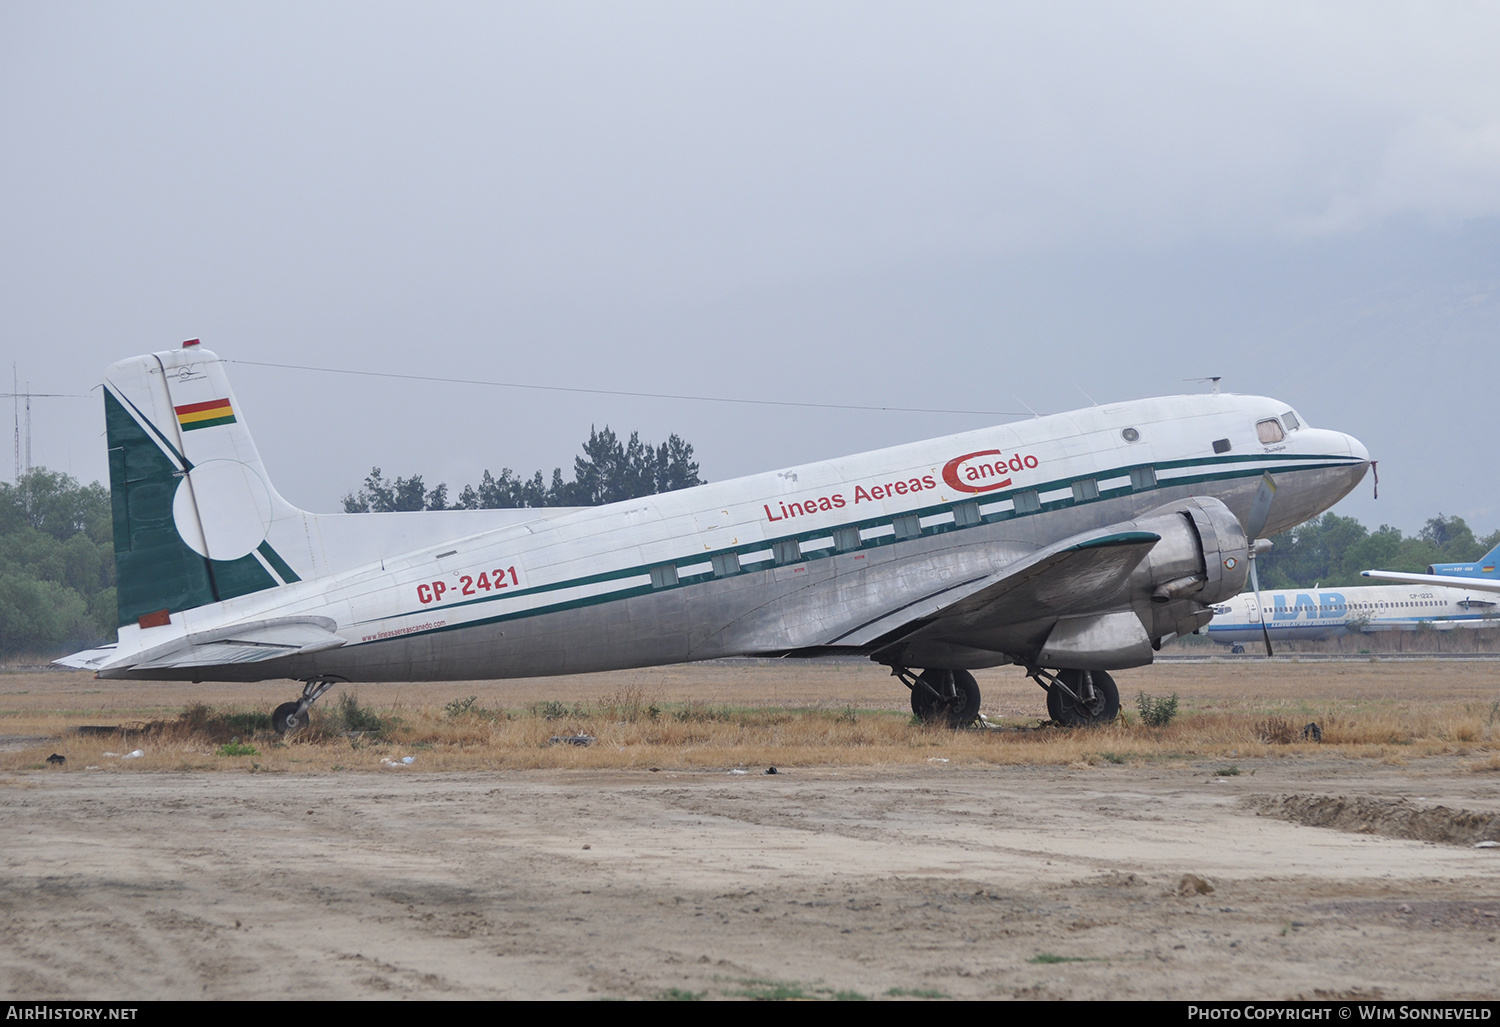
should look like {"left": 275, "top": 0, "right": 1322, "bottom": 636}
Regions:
{"left": 1035, "top": 497, "right": 1251, "bottom": 669}
{"left": 1132, "top": 496, "right": 1250, "bottom": 610}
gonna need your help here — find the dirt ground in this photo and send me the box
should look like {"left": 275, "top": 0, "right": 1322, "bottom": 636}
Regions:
{"left": 2, "top": 660, "right": 1499, "bottom": 1000}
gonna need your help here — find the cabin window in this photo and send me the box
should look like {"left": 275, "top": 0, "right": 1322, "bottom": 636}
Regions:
{"left": 893, "top": 513, "right": 921, "bottom": 539}
{"left": 1281, "top": 411, "right": 1300, "bottom": 431}
{"left": 834, "top": 526, "right": 861, "bottom": 552}
{"left": 1256, "top": 419, "right": 1285, "bottom": 444}
{"left": 772, "top": 539, "right": 801, "bottom": 565}
{"left": 1130, "top": 465, "right": 1157, "bottom": 490}
{"left": 1213, "top": 438, "right": 1231, "bottom": 454}
{"left": 711, "top": 552, "right": 740, "bottom": 577}
{"left": 1013, "top": 490, "right": 1041, "bottom": 514}
{"left": 952, "top": 501, "right": 981, "bottom": 528}
{"left": 650, "top": 565, "right": 678, "bottom": 589}
{"left": 1071, "top": 478, "right": 1099, "bottom": 502}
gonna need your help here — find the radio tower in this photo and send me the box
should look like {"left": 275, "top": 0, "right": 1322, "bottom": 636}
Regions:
{"left": 6, "top": 364, "right": 86, "bottom": 484}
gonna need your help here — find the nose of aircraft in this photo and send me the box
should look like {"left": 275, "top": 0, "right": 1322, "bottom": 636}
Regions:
{"left": 1331, "top": 429, "right": 1372, "bottom": 506}
{"left": 1343, "top": 431, "right": 1370, "bottom": 469}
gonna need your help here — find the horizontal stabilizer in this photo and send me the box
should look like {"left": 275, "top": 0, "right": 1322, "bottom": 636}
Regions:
{"left": 54, "top": 645, "right": 119, "bottom": 671}
{"left": 57, "top": 618, "right": 346, "bottom": 673}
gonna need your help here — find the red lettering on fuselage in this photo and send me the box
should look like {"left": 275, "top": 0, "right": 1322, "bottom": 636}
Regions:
{"left": 764, "top": 493, "right": 847, "bottom": 522}
{"left": 941, "top": 450, "right": 1038, "bottom": 494}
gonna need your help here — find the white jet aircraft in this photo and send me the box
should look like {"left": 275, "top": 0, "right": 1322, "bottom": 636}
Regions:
{"left": 60, "top": 342, "right": 1370, "bottom": 731}
{"left": 1200, "top": 580, "right": 1500, "bottom": 652}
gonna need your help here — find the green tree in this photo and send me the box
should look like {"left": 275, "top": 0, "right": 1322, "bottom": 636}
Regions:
{"left": 342, "top": 468, "right": 451, "bottom": 512}
{"left": 348, "top": 426, "right": 704, "bottom": 511}
{"left": 0, "top": 468, "right": 116, "bottom": 655}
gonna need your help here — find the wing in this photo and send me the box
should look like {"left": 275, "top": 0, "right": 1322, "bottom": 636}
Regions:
{"left": 1361, "top": 570, "right": 1500, "bottom": 595}
{"left": 829, "top": 528, "right": 1164, "bottom": 669}
{"left": 833, "top": 530, "right": 1160, "bottom": 647}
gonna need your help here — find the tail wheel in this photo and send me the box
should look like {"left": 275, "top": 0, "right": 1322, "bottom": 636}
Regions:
{"left": 272, "top": 701, "right": 305, "bottom": 735}
{"left": 910, "top": 668, "right": 981, "bottom": 727}
{"left": 1046, "top": 669, "right": 1119, "bottom": 727}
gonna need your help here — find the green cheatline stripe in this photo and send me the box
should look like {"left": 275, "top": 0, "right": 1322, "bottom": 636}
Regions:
{"left": 1070, "top": 531, "right": 1160, "bottom": 550}
{"left": 181, "top": 414, "right": 237, "bottom": 431}
{"left": 353, "top": 454, "right": 1360, "bottom": 638}
{"left": 1153, "top": 451, "right": 1341, "bottom": 471}
{"left": 258, "top": 541, "right": 301, "bottom": 583}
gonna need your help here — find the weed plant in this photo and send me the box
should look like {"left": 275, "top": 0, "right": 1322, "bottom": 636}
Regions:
{"left": 1136, "top": 692, "right": 1179, "bottom": 727}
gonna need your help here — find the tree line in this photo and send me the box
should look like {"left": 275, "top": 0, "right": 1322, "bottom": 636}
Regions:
{"left": 1258, "top": 513, "right": 1500, "bottom": 590}
{"left": 342, "top": 425, "right": 703, "bottom": 512}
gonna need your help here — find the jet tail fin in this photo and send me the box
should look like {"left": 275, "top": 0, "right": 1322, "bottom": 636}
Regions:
{"left": 103, "top": 342, "right": 306, "bottom": 629}
{"left": 1428, "top": 540, "right": 1500, "bottom": 579}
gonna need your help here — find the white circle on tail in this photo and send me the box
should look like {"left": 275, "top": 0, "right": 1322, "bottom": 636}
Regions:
{"left": 172, "top": 460, "right": 274, "bottom": 560}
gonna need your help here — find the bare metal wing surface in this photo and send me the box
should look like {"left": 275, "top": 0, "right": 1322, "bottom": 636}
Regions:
{"left": 61, "top": 342, "right": 1370, "bottom": 730}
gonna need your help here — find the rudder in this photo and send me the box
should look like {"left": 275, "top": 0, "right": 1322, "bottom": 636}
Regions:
{"left": 104, "top": 342, "right": 304, "bottom": 628}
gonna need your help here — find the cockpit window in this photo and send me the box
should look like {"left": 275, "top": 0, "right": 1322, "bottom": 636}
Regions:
{"left": 1256, "top": 418, "right": 1285, "bottom": 444}
{"left": 1281, "top": 411, "right": 1300, "bottom": 431}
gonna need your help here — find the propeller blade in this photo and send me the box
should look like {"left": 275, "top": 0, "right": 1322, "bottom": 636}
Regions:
{"left": 1245, "top": 472, "right": 1278, "bottom": 543}
{"left": 1249, "top": 552, "right": 1274, "bottom": 657}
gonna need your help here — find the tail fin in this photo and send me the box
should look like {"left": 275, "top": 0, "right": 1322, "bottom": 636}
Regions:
{"left": 1428, "top": 541, "right": 1500, "bottom": 580}
{"left": 105, "top": 342, "right": 305, "bottom": 628}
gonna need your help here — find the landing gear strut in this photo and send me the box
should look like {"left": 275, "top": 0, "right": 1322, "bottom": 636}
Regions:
{"left": 271, "top": 679, "right": 340, "bottom": 735}
{"left": 894, "top": 667, "right": 981, "bottom": 727}
{"left": 1029, "top": 667, "right": 1120, "bottom": 727}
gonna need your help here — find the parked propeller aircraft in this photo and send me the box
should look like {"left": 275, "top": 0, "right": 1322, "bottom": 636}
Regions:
{"left": 60, "top": 342, "right": 1370, "bottom": 730}
{"left": 1200, "top": 579, "right": 1500, "bottom": 652}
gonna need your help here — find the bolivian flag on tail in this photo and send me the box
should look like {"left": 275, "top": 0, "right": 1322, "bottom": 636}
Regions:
{"left": 175, "top": 398, "right": 236, "bottom": 431}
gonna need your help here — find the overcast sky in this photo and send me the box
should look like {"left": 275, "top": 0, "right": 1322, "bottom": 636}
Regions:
{"left": 4, "top": 2, "right": 1499, "bottom": 535}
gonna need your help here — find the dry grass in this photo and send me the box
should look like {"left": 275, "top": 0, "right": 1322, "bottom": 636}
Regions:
{"left": 4, "top": 691, "right": 1497, "bottom": 775}
{"left": 2, "top": 660, "right": 1497, "bottom": 774}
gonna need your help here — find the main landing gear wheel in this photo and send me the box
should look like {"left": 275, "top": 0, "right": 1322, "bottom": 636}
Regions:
{"left": 270, "top": 679, "right": 341, "bottom": 736}
{"left": 1044, "top": 669, "right": 1120, "bottom": 727}
{"left": 909, "top": 668, "right": 981, "bottom": 727}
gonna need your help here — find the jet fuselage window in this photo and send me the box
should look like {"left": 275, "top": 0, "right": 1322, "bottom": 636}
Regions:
{"left": 1129, "top": 466, "right": 1157, "bottom": 491}
{"left": 711, "top": 552, "right": 740, "bottom": 577}
{"left": 1013, "top": 490, "right": 1041, "bottom": 514}
{"left": 650, "top": 565, "right": 678, "bottom": 589}
{"left": 952, "top": 501, "right": 981, "bottom": 528}
{"left": 893, "top": 513, "right": 921, "bottom": 539}
{"left": 834, "top": 526, "right": 862, "bottom": 551}
{"left": 1071, "top": 479, "right": 1099, "bottom": 503}
{"left": 1257, "top": 419, "right": 1285, "bottom": 444}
